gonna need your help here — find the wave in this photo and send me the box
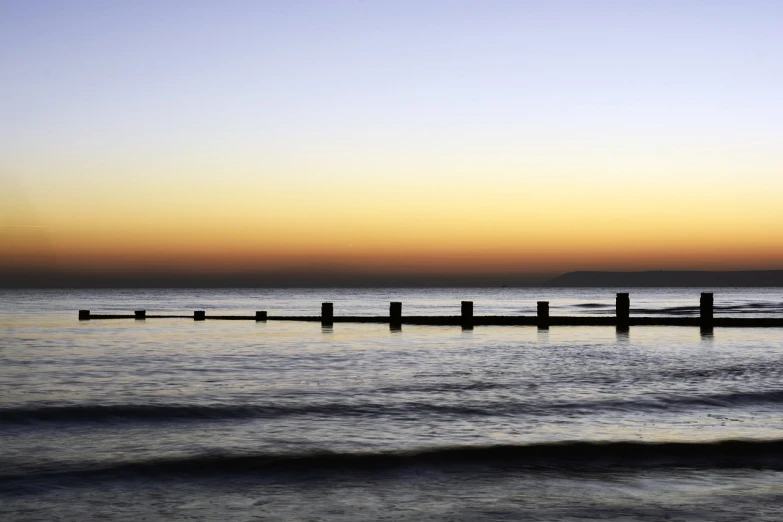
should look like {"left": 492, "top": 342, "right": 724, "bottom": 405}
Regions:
{"left": 0, "top": 401, "right": 536, "bottom": 424}
{"left": 587, "top": 302, "right": 783, "bottom": 316}
{"left": 3, "top": 439, "right": 783, "bottom": 483}
{"left": 718, "top": 302, "right": 783, "bottom": 311}
{"left": 659, "top": 389, "right": 783, "bottom": 407}
{"left": 4, "top": 389, "right": 783, "bottom": 425}
{"left": 376, "top": 381, "right": 504, "bottom": 393}
{"left": 0, "top": 403, "right": 352, "bottom": 423}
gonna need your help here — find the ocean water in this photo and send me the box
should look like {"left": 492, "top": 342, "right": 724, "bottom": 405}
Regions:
{"left": 1, "top": 287, "right": 783, "bottom": 521}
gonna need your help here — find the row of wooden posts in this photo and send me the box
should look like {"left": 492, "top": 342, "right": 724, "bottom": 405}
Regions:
{"left": 324, "top": 292, "right": 715, "bottom": 329}
{"left": 76, "top": 292, "right": 743, "bottom": 330}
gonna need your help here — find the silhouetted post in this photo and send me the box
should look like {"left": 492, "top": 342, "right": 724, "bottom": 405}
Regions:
{"left": 194, "top": 310, "right": 205, "bottom": 321}
{"left": 322, "top": 302, "right": 333, "bottom": 326}
{"left": 390, "top": 302, "right": 402, "bottom": 329}
{"left": 700, "top": 292, "right": 714, "bottom": 329}
{"left": 78, "top": 310, "right": 90, "bottom": 321}
{"left": 461, "top": 301, "right": 473, "bottom": 329}
{"left": 537, "top": 301, "right": 549, "bottom": 329}
{"left": 255, "top": 311, "right": 267, "bottom": 321}
{"left": 134, "top": 310, "right": 146, "bottom": 320}
{"left": 616, "top": 293, "right": 630, "bottom": 330}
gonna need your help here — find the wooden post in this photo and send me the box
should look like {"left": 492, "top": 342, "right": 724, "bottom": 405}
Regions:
{"left": 255, "top": 311, "right": 267, "bottom": 321}
{"left": 700, "top": 292, "right": 714, "bottom": 329}
{"left": 194, "top": 310, "right": 205, "bottom": 321}
{"left": 461, "top": 301, "right": 473, "bottom": 329}
{"left": 390, "top": 302, "right": 402, "bottom": 329}
{"left": 322, "top": 302, "right": 333, "bottom": 326}
{"left": 616, "top": 293, "right": 630, "bottom": 330}
{"left": 134, "top": 310, "right": 146, "bottom": 320}
{"left": 537, "top": 301, "right": 549, "bottom": 329}
{"left": 78, "top": 310, "right": 90, "bottom": 320}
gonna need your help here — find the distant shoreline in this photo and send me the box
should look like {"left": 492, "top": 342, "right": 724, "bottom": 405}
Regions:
{"left": 545, "top": 270, "right": 783, "bottom": 287}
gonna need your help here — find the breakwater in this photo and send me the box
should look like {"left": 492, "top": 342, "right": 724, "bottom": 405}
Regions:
{"left": 78, "top": 293, "right": 783, "bottom": 329}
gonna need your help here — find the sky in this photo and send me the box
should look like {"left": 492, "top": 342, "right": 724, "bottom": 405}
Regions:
{"left": 2, "top": 0, "right": 783, "bottom": 286}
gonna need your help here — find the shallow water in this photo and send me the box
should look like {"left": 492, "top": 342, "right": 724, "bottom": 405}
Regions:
{"left": 2, "top": 288, "right": 783, "bottom": 520}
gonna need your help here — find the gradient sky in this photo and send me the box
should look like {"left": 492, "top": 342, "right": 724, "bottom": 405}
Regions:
{"left": 2, "top": 0, "right": 783, "bottom": 284}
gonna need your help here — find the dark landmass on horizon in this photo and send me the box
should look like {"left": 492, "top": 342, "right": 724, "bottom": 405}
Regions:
{"left": 3, "top": 269, "right": 783, "bottom": 288}
{"left": 546, "top": 270, "right": 783, "bottom": 287}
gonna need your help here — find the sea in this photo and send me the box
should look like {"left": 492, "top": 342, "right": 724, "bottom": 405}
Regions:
{"left": 1, "top": 287, "right": 783, "bottom": 521}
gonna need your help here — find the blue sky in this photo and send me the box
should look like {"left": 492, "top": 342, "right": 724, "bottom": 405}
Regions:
{"left": 2, "top": 1, "right": 783, "bottom": 276}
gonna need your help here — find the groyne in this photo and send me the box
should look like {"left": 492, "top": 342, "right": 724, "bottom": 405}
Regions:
{"left": 77, "top": 293, "right": 783, "bottom": 329}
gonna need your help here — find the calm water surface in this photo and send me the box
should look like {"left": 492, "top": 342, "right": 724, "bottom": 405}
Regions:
{"left": 1, "top": 288, "right": 783, "bottom": 521}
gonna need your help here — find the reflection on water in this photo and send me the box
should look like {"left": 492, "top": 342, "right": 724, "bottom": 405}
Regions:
{"left": 2, "top": 287, "right": 783, "bottom": 318}
{"left": 2, "top": 289, "right": 783, "bottom": 520}
{"left": 537, "top": 327, "right": 549, "bottom": 343}
{"left": 615, "top": 327, "right": 630, "bottom": 342}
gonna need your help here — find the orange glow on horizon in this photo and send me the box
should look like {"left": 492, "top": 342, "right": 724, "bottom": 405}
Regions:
{"left": 4, "top": 149, "right": 783, "bottom": 280}
{"left": 4, "top": 217, "right": 783, "bottom": 278}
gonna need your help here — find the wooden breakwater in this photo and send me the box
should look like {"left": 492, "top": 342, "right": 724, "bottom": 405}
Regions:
{"left": 76, "top": 293, "right": 783, "bottom": 329}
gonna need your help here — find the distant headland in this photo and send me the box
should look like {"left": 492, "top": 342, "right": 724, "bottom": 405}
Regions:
{"left": 546, "top": 270, "right": 783, "bottom": 287}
